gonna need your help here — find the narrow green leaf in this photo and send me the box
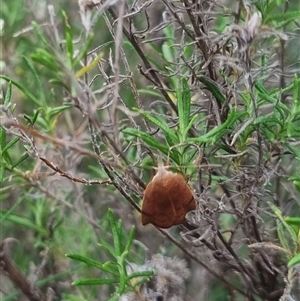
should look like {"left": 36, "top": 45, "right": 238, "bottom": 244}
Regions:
{"left": 269, "top": 203, "right": 297, "bottom": 254}
{"left": 188, "top": 109, "right": 245, "bottom": 143}
{"left": 257, "top": 91, "right": 277, "bottom": 105}
{"left": 11, "top": 153, "right": 29, "bottom": 169}
{"left": 1, "top": 151, "right": 12, "bottom": 167}
{"left": 49, "top": 79, "right": 69, "bottom": 89}
{"left": 98, "top": 242, "right": 116, "bottom": 258}
{"left": 108, "top": 209, "right": 122, "bottom": 256}
{"left": 163, "top": 24, "right": 175, "bottom": 40}
{"left": 102, "top": 261, "right": 119, "bottom": 270}
{"left": 116, "top": 219, "right": 123, "bottom": 249}
{"left": 72, "top": 32, "right": 94, "bottom": 68}
{"left": 275, "top": 104, "right": 291, "bottom": 124}
{"left": 0, "top": 75, "right": 40, "bottom": 106}
{"left": 293, "top": 180, "right": 300, "bottom": 193}
{"left": 162, "top": 43, "right": 174, "bottom": 64}
{"left": 287, "top": 123, "right": 300, "bottom": 138}
{"left": 66, "top": 254, "right": 118, "bottom": 275}
{"left": 269, "top": 203, "right": 298, "bottom": 240}
{"left": 137, "top": 89, "right": 163, "bottom": 99}
{"left": 199, "top": 75, "right": 225, "bottom": 103}
{"left": 72, "top": 278, "right": 119, "bottom": 286}
{"left": 2, "top": 137, "right": 20, "bottom": 154}
{"left": 0, "top": 165, "right": 4, "bottom": 184}
{"left": 146, "top": 54, "right": 167, "bottom": 72}
{"left": 124, "top": 226, "right": 135, "bottom": 253}
{"left": 178, "top": 78, "right": 191, "bottom": 139}
{"left": 62, "top": 11, "right": 73, "bottom": 66}
{"left": 35, "top": 116, "right": 49, "bottom": 130}
{"left": 48, "top": 105, "right": 72, "bottom": 120}
{"left": 116, "top": 252, "right": 128, "bottom": 293}
{"left": 288, "top": 253, "right": 300, "bottom": 268}
{"left": 255, "top": 82, "right": 277, "bottom": 104}
{"left": 259, "top": 53, "right": 268, "bottom": 79}
{"left": 255, "top": 81, "right": 269, "bottom": 94}
{"left": 31, "top": 49, "right": 60, "bottom": 72}
{"left": 277, "top": 220, "right": 290, "bottom": 253}
{"left": 183, "top": 114, "right": 200, "bottom": 138}
{"left": 32, "top": 21, "right": 49, "bottom": 46}
{"left": 122, "top": 128, "right": 180, "bottom": 164}
{"left": 0, "top": 128, "right": 6, "bottom": 150}
{"left": 75, "top": 52, "right": 103, "bottom": 78}
{"left": 272, "top": 77, "right": 300, "bottom": 97}
{"left": 25, "top": 108, "right": 43, "bottom": 125}
{"left": 260, "top": 125, "right": 277, "bottom": 141}
{"left": 29, "top": 57, "right": 56, "bottom": 73}
{"left": 285, "top": 217, "right": 300, "bottom": 227}
{"left": 254, "top": 115, "right": 283, "bottom": 127}
{"left": 0, "top": 197, "right": 25, "bottom": 224}
{"left": 291, "top": 113, "right": 300, "bottom": 122}
{"left": 139, "top": 110, "right": 179, "bottom": 146}
{"left": 4, "top": 81, "right": 12, "bottom": 106}
{"left": 0, "top": 211, "right": 47, "bottom": 235}
{"left": 22, "top": 56, "right": 46, "bottom": 107}
{"left": 292, "top": 74, "right": 299, "bottom": 114}
{"left": 127, "top": 270, "right": 154, "bottom": 280}
{"left": 143, "top": 37, "right": 162, "bottom": 56}
{"left": 265, "top": 10, "right": 300, "bottom": 24}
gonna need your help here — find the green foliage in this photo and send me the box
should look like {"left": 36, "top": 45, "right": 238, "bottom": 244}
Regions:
{"left": 253, "top": 77, "right": 300, "bottom": 141}
{"left": 67, "top": 210, "right": 154, "bottom": 300}
{"left": 269, "top": 203, "right": 300, "bottom": 267}
{"left": 0, "top": 84, "right": 30, "bottom": 179}
{"left": 1, "top": 0, "right": 300, "bottom": 300}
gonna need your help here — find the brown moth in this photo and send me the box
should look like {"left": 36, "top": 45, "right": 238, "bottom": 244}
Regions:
{"left": 141, "top": 164, "right": 196, "bottom": 228}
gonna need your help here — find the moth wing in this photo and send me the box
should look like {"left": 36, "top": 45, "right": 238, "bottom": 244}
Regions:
{"left": 141, "top": 181, "right": 176, "bottom": 228}
{"left": 168, "top": 174, "right": 196, "bottom": 225}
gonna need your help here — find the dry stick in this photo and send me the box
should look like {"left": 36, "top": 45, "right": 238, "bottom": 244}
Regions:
{"left": 0, "top": 242, "right": 44, "bottom": 301}
{"left": 96, "top": 125, "right": 146, "bottom": 190}
{"left": 216, "top": 231, "right": 258, "bottom": 287}
{"left": 9, "top": 119, "right": 145, "bottom": 197}
{"left": 102, "top": 12, "right": 140, "bottom": 129}
{"left": 180, "top": 54, "right": 223, "bottom": 125}
{"left": 84, "top": 14, "right": 147, "bottom": 190}
{"left": 116, "top": 26, "right": 150, "bottom": 132}
{"left": 241, "top": 203, "right": 273, "bottom": 297}
{"left": 39, "top": 157, "right": 112, "bottom": 185}
{"left": 108, "top": 7, "right": 178, "bottom": 114}
{"left": 279, "top": 0, "right": 289, "bottom": 92}
{"left": 5, "top": 121, "right": 125, "bottom": 171}
{"left": 161, "top": 0, "right": 196, "bottom": 42}
{"left": 156, "top": 228, "right": 249, "bottom": 298}
{"left": 88, "top": 121, "right": 142, "bottom": 213}
{"left": 32, "top": 248, "right": 51, "bottom": 285}
{"left": 46, "top": 288, "right": 55, "bottom": 301}
{"left": 181, "top": 0, "right": 216, "bottom": 82}
{"left": 110, "top": 0, "right": 125, "bottom": 148}
{"left": 11, "top": 120, "right": 146, "bottom": 190}
{"left": 237, "top": 13, "right": 271, "bottom": 293}
{"left": 108, "top": 3, "right": 202, "bottom": 140}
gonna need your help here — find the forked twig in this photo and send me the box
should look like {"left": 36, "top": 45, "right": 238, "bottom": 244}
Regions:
{"left": 0, "top": 241, "right": 44, "bottom": 301}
